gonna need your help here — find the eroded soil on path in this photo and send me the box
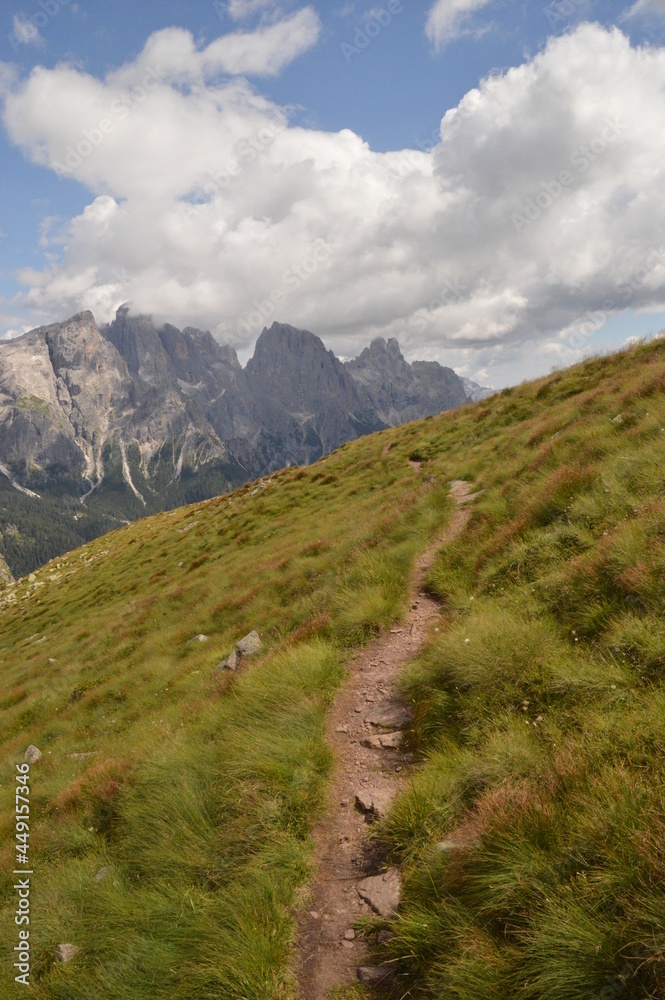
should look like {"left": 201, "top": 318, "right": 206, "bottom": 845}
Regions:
{"left": 296, "top": 480, "right": 476, "bottom": 998}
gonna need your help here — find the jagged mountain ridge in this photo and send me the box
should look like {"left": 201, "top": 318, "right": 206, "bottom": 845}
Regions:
{"left": 0, "top": 308, "right": 471, "bottom": 575}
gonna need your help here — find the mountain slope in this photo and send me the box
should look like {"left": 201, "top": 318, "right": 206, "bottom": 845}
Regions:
{"left": 3, "top": 338, "right": 665, "bottom": 997}
{"left": 0, "top": 312, "right": 467, "bottom": 577}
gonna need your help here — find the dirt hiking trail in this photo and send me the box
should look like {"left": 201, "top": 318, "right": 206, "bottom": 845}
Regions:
{"left": 296, "top": 480, "right": 477, "bottom": 998}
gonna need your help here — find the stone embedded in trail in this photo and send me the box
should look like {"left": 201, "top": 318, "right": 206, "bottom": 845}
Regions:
{"left": 24, "top": 745, "right": 42, "bottom": 764}
{"left": 361, "top": 731, "right": 403, "bottom": 749}
{"left": 55, "top": 944, "right": 80, "bottom": 963}
{"left": 236, "top": 630, "right": 262, "bottom": 657}
{"left": 365, "top": 701, "right": 412, "bottom": 729}
{"left": 357, "top": 868, "right": 402, "bottom": 918}
{"left": 354, "top": 787, "right": 393, "bottom": 820}
{"left": 357, "top": 964, "right": 393, "bottom": 985}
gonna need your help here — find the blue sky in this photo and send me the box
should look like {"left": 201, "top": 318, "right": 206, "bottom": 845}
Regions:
{"left": 2, "top": 0, "right": 665, "bottom": 385}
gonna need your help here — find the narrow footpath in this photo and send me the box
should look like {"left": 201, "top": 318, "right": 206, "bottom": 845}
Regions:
{"left": 296, "top": 480, "right": 477, "bottom": 998}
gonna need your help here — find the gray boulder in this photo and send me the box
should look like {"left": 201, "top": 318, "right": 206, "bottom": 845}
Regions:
{"left": 357, "top": 868, "right": 402, "bottom": 918}
{"left": 236, "top": 630, "right": 261, "bottom": 657}
{"left": 215, "top": 631, "right": 262, "bottom": 673}
{"left": 357, "top": 965, "right": 392, "bottom": 986}
{"left": 24, "top": 745, "right": 42, "bottom": 764}
{"left": 354, "top": 786, "right": 393, "bottom": 820}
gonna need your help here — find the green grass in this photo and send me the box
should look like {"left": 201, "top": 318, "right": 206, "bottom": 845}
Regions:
{"left": 4, "top": 336, "right": 665, "bottom": 996}
{"left": 364, "top": 339, "right": 665, "bottom": 998}
{"left": 0, "top": 433, "right": 452, "bottom": 998}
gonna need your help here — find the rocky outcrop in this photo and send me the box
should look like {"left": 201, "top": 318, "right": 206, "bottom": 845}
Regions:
{"left": 345, "top": 337, "right": 467, "bottom": 424}
{"left": 0, "top": 553, "right": 14, "bottom": 584}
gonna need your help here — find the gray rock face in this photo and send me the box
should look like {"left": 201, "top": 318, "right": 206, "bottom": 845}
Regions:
{"left": 345, "top": 337, "right": 467, "bottom": 424}
{"left": 245, "top": 323, "right": 384, "bottom": 467}
{"left": 0, "top": 309, "right": 228, "bottom": 501}
{"left": 0, "top": 309, "right": 471, "bottom": 575}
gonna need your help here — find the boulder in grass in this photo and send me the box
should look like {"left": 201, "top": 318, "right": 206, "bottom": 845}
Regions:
{"left": 187, "top": 634, "right": 208, "bottom": 644}
{"left": 214, "top": 631, "right": 262, "bottom": 674}
{"left": 95, "top": 866, "right": 117, "bottom": 884}
{"left": 215, "top": 649, "right": 239, "bottom": 673}
{"left": 55, "top": 944, "right": 80, "bottom": 963}
{"left": 24, "top": 745, "right": 42, "bottom": 764}
{"left": 236, "top": 630, "right": 262, "bottom": 657}
{"left": 357, "top": 965, "right": 392, "bottom": 986}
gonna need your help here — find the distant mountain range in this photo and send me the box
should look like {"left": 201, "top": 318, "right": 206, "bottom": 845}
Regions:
{"left": 0, "top": 307, "right": 492, "bottom": 575}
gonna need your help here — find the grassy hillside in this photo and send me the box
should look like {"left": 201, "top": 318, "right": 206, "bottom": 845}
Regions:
{"left": 370, "top": 341, "right": 665, "bottom": 998}
{"left": 0, "top": 430, "right": 451, "bottom": 998}
{"left": 2, "top": 336, "right": 665, "bottom": 997}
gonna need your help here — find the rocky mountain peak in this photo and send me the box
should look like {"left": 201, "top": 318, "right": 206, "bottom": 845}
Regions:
{"left": 246, "top": 322, "right": 358, "bottom": 411}
{"left": 345, "top": 334, "right": 467, "bottom": 426}
{"left": 101, "top": 305, "right": 173, "bottom": 386}
{"left": 366, "top": 337, "right": 404, "bottom": 364}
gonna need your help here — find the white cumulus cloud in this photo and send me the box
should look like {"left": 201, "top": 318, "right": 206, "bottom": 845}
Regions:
{"left": 226, "top": 0, "right": 282, "bottom": 19}
{"left": 4, "top": 23, "right": 665, "bottom": 386}
{"left": 425, "top": 0, "right": 495, "bottom": 50}
{"left": 625, "top": 0, "right": 665, "bottom": 16}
